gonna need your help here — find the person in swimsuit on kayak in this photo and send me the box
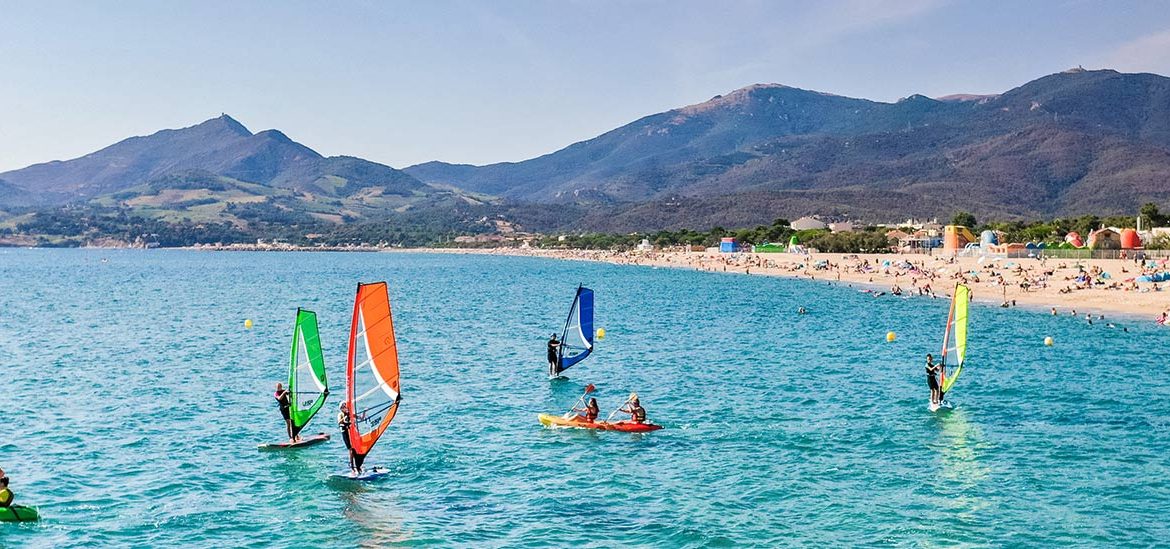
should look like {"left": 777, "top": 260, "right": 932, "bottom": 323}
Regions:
{"left": 620, "top": 393, "right": 647, "bottom": 424}
{"left": 925, "top": 354, "right": 942, "bottom": 405}
{"left": 275, "top": 383, "right": 296, "bottom": 443}
{"left": 0, "top": 476, "right": 13, "bottom": 508}
{"left": 338, "top": 402, "right": 359, "bottom": 474}
{"left": 547, "top": 334, "right": 561, "bottom": 376}
{"left": 574, "top": 397, "right": 600, "bottom": 422}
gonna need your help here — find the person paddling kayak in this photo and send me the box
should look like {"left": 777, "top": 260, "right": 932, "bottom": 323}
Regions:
{"left": 619, "top": 393, "right": 647, "bottom": 424}
{"left": 573, "top": 397, "right": 600, "bottom": 422}
{"left": 0, "top": 475, "right": 13, "bottom": 508}
{"left": 338, "top": 402, "right": 359, "bottom": 474}
{"left": 547, "top": 334, "right": 561, "bottom": 376}
{"left": 540, "top": 387, "right": 662, "bottom": 432}
{"left": 274, "top": 383, "right": 296, "bottom": 443}
{"left": 925, "top": 353, "right": 942, "bottom": 406}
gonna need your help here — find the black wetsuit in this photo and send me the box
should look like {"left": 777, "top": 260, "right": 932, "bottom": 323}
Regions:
{"left": 338, "top": 412, "right": 353, "bottom": 450}
{"left": 547, "top": 339, "right": 560, "bottom": 374}
{"left": 339, "top": 411, "right": 359, "bottom": 472}
{"left": 926, "top": 361, "right": 941, "bottom": 390}
{"left": 276, "top": 390, "right": 291, "bottom": 419}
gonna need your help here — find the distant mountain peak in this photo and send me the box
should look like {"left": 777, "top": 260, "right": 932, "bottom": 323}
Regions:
{"left": 202, "top": 113, "right": 252, "bottom": 136}
{"left": 936, "top": 93, "right": 999, "bottom": 103}
{"left": 1055, "top": 66, "right": 1120, "bottom": 76}
{"left": 255, "top": 128, "right": 293, "bottom": 143}
{"left": 898, "top": 93, "right": 938, "bottom": 103}
{"left": 677, "top": 83, "right": 843, "bottom": 117}
{"left": 726, "top": 82, "right": 790, "bottom": 95}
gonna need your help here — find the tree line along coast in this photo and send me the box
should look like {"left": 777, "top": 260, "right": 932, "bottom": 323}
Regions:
{"left": 4, "top": 202, "right": 1170, "bottom": 255}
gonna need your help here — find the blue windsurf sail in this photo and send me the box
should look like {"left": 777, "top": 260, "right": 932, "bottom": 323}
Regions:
{"left": 555, "top": 285, "right": 594, "bottom": 374}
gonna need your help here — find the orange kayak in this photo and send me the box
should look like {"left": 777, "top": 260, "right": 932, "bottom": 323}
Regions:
{"left": 538, "top": 413, "right": 663, "bottom": 432}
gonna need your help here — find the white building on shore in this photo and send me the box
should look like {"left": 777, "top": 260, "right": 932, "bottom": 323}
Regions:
{"left": 791, "top": 216, "right": 827, "bottom": 230}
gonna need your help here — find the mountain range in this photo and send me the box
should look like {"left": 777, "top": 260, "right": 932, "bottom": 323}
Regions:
{"left": 0, "top": 114, "right": 425, "bottom": 206}
{"left": 0, "top": 116, "right": 491, "bottom": 238}
{"left": 406, "top": 68, "right": 1170, "bottom": 229}
{"left": 3, "top": 68, "right": 1170, "bottom": 236}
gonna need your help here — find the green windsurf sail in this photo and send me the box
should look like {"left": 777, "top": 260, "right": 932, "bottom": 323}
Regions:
{"left": 940, "top": 284, "right": 970, "bottom": 395}
{"left": 289, "top": 308, "right": 329, "bottom": 437}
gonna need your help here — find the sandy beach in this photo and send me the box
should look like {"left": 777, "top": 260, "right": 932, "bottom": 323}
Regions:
{"left": 418, "top": 247, "right": 1170, "bottom": 323}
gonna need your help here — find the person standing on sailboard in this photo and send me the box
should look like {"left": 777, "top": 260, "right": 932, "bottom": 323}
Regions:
{"left": 547, "top": 334, "right": 561, "bottom": 376}
{"left": 274, "top": 382, "right": 296, "bottom": 443}
{"left": 338, "top": 402, "right": 359, "bottom": 474}
{"left": 925, "top": 353, "right": 942, "bottom": 406}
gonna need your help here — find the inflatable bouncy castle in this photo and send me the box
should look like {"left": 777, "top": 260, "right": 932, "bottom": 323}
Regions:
{"left": 1121, "top": 228, "right": 1141, "bottom": 249}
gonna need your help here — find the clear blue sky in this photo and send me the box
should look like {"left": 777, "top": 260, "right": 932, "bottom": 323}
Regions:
{"left": 3, "top": 0, "right": 1170, "bottom": 173}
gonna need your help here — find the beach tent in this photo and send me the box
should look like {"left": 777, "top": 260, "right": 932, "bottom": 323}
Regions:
{"left": 720, "top": 237, "right": 740, "bottom": 253}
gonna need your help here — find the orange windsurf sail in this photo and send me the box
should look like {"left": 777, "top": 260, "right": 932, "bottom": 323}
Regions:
{"left": 345, "top": 282, "right": 401, "bottom": 464}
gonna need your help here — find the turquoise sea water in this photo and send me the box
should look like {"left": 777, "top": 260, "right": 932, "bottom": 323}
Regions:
{"left": 1, "top": 249, "right": 1167, "bottom": 547}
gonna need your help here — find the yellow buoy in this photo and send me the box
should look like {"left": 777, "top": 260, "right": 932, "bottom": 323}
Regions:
{"left": 886, "top": 331, "right": 896, "bottom": 342}
{"left": 244, "top": 319, "right": 254, "bottom": 329}
{"left": 596, "top": 328, "right": 606, "bottom": 340}
{"left": 1044, "top": 336, "right": 1053, "bottom": 346}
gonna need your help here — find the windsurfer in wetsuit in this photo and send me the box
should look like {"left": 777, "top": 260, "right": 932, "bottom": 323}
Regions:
{"left": 275, "top": 383, "right": 296, "bottom": 443}
{"left": 925, "top": 353, "right": 942, "bottom": 405}
{"left": 620, "top": 393, "right": 647, "bottom": 424}
{"left": 338, "top": 402, "right": 359, "bottom": 474}
{"left": 547, "top": 334, "right": 561, "bottom": 376}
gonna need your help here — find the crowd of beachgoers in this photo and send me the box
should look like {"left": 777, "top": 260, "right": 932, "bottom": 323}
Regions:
{"left": 419, "top": 247, "right": 1170, "bottom": 323}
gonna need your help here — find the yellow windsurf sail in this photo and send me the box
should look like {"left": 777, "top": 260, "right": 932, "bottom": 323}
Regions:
{"left": 940, "top": 284, "right": 969, "bottom": 394}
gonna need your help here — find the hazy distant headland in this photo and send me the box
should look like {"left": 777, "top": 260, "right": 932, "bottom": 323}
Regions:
{"left": 3, "top": 68, "right": 1170, "bottom": 248}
